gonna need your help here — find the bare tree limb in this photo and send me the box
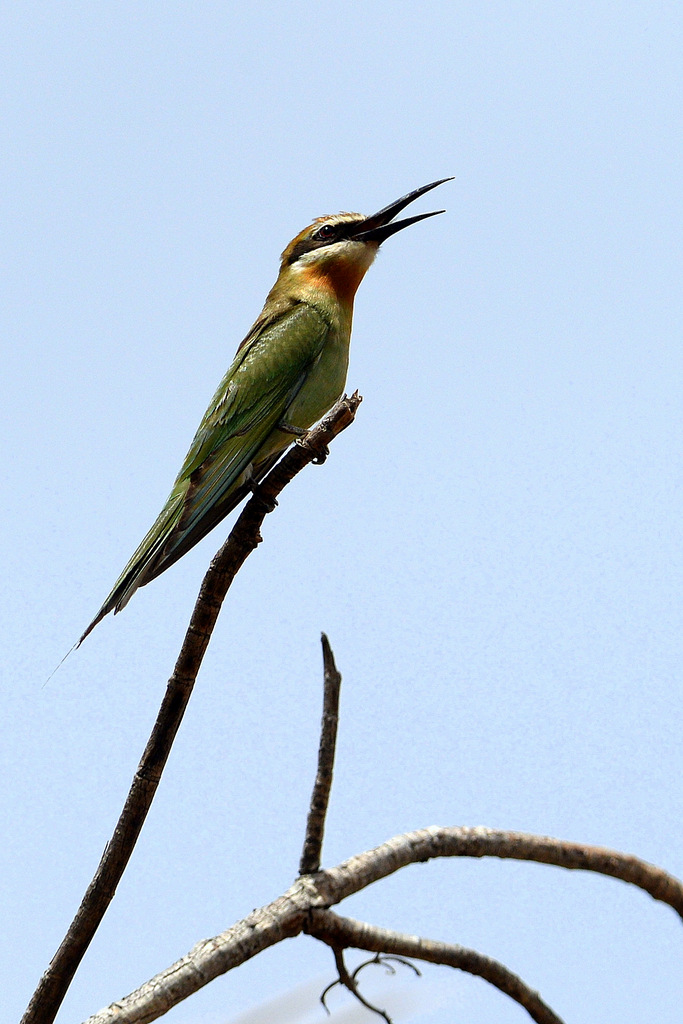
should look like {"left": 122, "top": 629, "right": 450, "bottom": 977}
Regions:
{"left": 299, "top": 633, "right": 342, "bottom": 875}
{"left": 83, "top": 882, "right": 315, "bottom": 1024}
{"left": 21, "top": 394, "right": 363, "bottom": 1024}
{"left": 312, "top": 827, "right": 683, "bottom": 919}
{"left": 82, "top": 826, "right": 682, "bottom": 1024}
{"left": 308, "top": 909, "right": 565, "bottom": 1024}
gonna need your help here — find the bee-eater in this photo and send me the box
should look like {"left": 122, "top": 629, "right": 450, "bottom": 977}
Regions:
{"left": 80, "top": 178, "right": 452, "bottom": 642}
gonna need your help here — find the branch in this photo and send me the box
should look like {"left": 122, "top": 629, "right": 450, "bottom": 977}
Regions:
{"left": 308, "top": 909, "right": 565, "bottom": 1024}
{"left": 299, "top": 633, "right": 342, "bottom": 875}
{"left": 313, "top": 827, "right": 683, "bottom": 919}
{"left": 21, "top": 394, "right": 362, "bottom": 1024}
{"left": 82, "top": 826, "right": 682, "bottom": 1024}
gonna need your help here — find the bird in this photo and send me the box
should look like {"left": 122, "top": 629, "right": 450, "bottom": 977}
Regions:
{"left": 79, "top": 178, "right": 452, "bottom": 643}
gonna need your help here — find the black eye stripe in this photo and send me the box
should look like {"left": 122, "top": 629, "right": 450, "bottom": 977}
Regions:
{"left": 286, "top": 221, "right": 354, "bottom": 264}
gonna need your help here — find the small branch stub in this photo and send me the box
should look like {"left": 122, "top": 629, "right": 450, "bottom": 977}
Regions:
{"left": 299, "top": 633, "right": 343, "bottom": 876}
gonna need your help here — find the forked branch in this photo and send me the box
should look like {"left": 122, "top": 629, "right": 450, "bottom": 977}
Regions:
{"left": 321, "top": 949, "right": 395, "bottom": 1024}
{"left": 80, "top": 635, "right": 683, "bottom": 1024}
{"left": 82, "top": 825, "right": 683, "bottom": 1024}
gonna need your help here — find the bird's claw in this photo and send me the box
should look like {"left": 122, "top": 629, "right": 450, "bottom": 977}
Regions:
{"left": 311, "top": 446, "right": 329, "bottom": 465}
{"left": 296, "top": 434, "right": 331, "bottom": 462}
{"left": 294, "top": 435, "right": 329, "bottom": 464}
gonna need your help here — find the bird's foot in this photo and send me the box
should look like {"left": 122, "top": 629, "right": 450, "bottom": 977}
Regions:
{"left": 293, "top": 434, "right": 329, "bottom": 464}
{"left": 290, "top": 438, "right": 327, "bottom": 466}
{"left": 277, "top": 419, "right": 307, "bottom": 437}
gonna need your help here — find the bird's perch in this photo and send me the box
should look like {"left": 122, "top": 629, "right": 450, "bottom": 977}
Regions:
{"left": 20, "top": 393, "right": 362, "bottom": 1024}
{"left": 78, "top": 632, "right": 683, "bottom": 1024}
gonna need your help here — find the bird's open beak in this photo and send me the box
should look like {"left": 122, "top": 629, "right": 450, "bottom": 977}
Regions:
{"left": 352, "top": 178, "right": 453, "bottom": 244}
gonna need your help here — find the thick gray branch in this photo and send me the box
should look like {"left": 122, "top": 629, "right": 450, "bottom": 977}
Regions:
{"left": 315, "top": 827, "right": 683, "bottom": 917}
{"left": 82, "top": 826, "right": 682, "bottom": 1024}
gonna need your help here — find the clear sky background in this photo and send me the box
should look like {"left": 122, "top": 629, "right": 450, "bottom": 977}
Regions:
{"left": 3, "top": 3, "right": 682, "bottom": 1023}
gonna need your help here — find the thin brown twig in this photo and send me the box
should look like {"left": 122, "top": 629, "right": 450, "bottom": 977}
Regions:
{"left": 321, "top": 949, "right": 392, "bottom": 1023}
{"left": 308, "top": 909, "right": 565, "bottom": 1024}
{"left": 20, "top": 394, "right": 362, "bottom": 1024}
{"left": 299, "top": 633, "right": 342, "bottom": 875}
{"left": 321, "top": 952, "right": 420, "bottom": 1023}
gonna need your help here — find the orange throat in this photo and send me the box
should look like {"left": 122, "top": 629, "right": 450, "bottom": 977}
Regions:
{"left": 300, "top": 255, "right": 372, "bottom": 307}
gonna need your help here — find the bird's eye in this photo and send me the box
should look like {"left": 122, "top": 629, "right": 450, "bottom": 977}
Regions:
{"left": 314, "top": 224, "right": 337, "bottom": 242}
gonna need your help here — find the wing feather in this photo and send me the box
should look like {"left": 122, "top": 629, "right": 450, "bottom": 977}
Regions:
{"left": 79, "top": 302, "right": 330, "bottom": 640}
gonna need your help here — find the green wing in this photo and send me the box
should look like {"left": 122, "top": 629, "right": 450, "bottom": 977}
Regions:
{"left": 80, "top": 302, "right": 330, "bottom": 640}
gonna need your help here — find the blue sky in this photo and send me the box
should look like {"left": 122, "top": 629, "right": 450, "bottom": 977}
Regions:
{"left": 3, "top": 3, "right": 682, "bottom": 1022}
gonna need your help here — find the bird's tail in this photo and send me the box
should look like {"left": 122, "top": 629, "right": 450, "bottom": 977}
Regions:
{"left": 77, "top": 495, "right": 185, "bottom": 645}
{"left": 77, "top": 450, "right": 282, "bottom": 645}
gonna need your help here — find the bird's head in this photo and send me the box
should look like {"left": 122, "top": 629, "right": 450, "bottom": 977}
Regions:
{"left": 276, "top": 178, "right": 453, "bottom": 306}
